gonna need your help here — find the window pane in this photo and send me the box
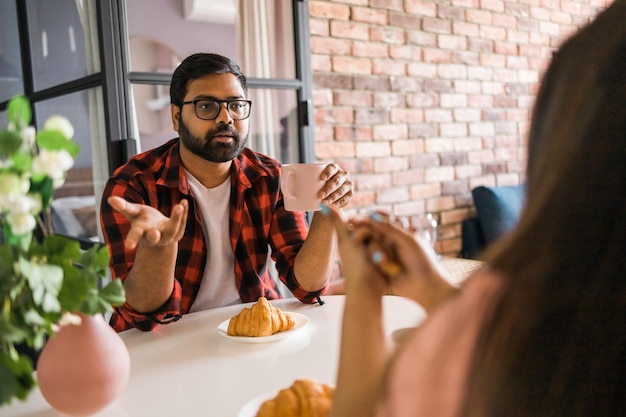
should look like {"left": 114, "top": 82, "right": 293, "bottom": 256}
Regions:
{"left": 125, "top": 0, "right": 295, "bottom": 79}
{"left": 26, "top": 0, "right": 100, "bottom": 91}
{"left": 131, "top": 83, "right": 176, "bottom": 152}
{"left": 247, "top": 88, "right": 299, "bottom": 163}
{"left": 0, "top": 1, "right": 24, "bottom": 102}
{"left": 129, "top": 37, "right": 181, "bottom": 74}
{"left": 34, "top": 88, "right": 107, "bottom": 241}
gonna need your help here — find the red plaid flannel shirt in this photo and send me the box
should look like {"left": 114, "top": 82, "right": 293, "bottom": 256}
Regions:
{"left": 100, "top": 139, "right": 324, "bottom": 332}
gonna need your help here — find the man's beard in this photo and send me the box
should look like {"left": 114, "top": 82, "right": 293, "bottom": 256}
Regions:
{"left": 178, "top": 118, "right": 247, "bottom": 163}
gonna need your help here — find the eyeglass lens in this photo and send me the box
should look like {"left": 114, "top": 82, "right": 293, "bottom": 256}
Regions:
{"left": 194, "top": 100, "right": 250, "bottom": 120}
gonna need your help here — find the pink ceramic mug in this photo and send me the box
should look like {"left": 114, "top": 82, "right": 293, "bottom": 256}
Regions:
{"left": 281, "top": 163, "right": 326, "bottom": 211}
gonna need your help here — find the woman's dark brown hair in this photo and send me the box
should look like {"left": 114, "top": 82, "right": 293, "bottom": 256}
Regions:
{"left": 462, "top": 1, "right": 626, "bottom": 416}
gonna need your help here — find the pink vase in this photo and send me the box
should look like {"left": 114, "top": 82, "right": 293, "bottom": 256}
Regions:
{"left": 36, "top": 313, "right": 130, "bottom": 416}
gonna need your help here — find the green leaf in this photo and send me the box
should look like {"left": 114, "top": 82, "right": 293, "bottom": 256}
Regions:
{"left": 6, "top": 95, "right": 32, "bottom": 129}
{"left": 18, "top": 257, "right": 63, "bottom": 313}
{"left": 0, "top": 351, "right": 36, "bottom": 406}
{"left": 99, "top": 279, "right": 126, "bottom": 306}
{"left": 28, "top": 176, "right": 54, "bottom": 211}
{"left": 0, "top": 130, "right": 23, "bottom": 156}
{"left": 36, "top": 129, "right": 80, "bottom": 158}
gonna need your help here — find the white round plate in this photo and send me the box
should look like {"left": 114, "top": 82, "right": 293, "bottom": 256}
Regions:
{"left": 217, "top": 312, "right": 309, "bottom": 343}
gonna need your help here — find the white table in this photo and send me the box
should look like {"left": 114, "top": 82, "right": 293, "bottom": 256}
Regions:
{"left": 2, "top": 295, "right": 426, "bottom": 417}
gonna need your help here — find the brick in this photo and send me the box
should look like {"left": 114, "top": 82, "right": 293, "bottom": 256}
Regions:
{"left": 423, "top": 48, "right": 453, "bottom": 63}
{"left": 409, "top": 152, "right": 440, "bottom": 168}
{"left": 452, "top": 137, "right": 482, "bottom": 152}
{"left": 355, "top": 109, "right": 390, "bottom": 125}
{"left": 372, "top": 123, "right": 409, "bottom": 141}
{"left": 469, "top": 122, "right": 496, "bottom": 136}
{"left": 333, "top": 90, "right": 373, "bottom": 107}
{"left": 425, "top": 108, "right": 453, "bottom": 122}
{"left": 370, "top": 0, "right": 403, "bottom": 11}
{"left": 374, "top": 156, "right": 410, "bottom": 173}
{"left": 370, "top": 27, "right": 406, "bottom": 45}
{"left": 457, "top": 56, "right": 482, "bottom": 74}
{"left": 425, "top": 138, "right": 455, "bottom": 152}
{"left": 311, "top": 54, "right": 332, "bottom": 71}
{"left": 493, "top": 13, "right": 517, "bottom": 28}
{"left": 390, "top": 76, "right": 421, "bottom": 92}
{"left": 455, "top": 164, "right": 483, "bottom": 178}
{"left": 390, "top": 108, "right": 424, "bottom": 124}
{"left": 334, "top": 125, "right": 372, "bottom": 141}
{"left": 312, "top": 89, "right": 333, "bottom": 106}
{"left": 352, "top": 41, "right": 389, "bottom": 58}
{"left": 330, "top": 21, "right": 370, "bottom": 40}
{"left": 389, "top": 13, "right": 423, "bottom": 29}
{"left": 356, "top": 142, "right": 392, "bottom": 158}
{"left": 373, "top": 92, "right": 406, "bottom": 108}
{"left": 438, "top": 64, "right": 467, "bottom": 79}
{"left": 426, "top": 195, "right": 456, "bottom": 212}
{"left": 438, "top": 34, "right": 469, "bottom": 51}
{"left": 405, "top": 0, "right": 437, "bottom": 16}
{"left": 377, "top": 187, "right": 411, "bottom": 204}
{"left": 389, "top": 45, "right": 415, "bottom": 60}
{"left": 440, "top": 93, "right": 468, "bottom": 108}
{"left": 372, "top": 59, "right": 407, "bottom": 76}
{"left": 410, "top": 183, "right": 442, "bottom": 199}
{"left": 310, "top": 37, "right": 352, "bottom": 55}
{"left": 406, "top": 92, "right": 436, "bottom": 108}
{"left": 440, "top": 152, "right": 468, "bottom": 166}
{"left": 309, "top": 19, "right": 330, "bottom": 36}
{"left": 441, "top": 123, "right": 468, "bottom": 137}
{"left": 466, "top": 9, "right": 492, "bottom": 24}
{"left": 332, "top": 56, "right": 372, "bottom": 74}
{"left": 407, "top": 30, "right": 437, "bottom": 47}
{"left": 408, "top": 62, "right": 438, "bottom": 78}
{"left": 441, "top": 179, "right": 469, "bottom": 195}
{"left": 354, "top": 75, "right": 390, "bottom": 91}
{"left": 480, "top": 25, "right": 507, "bottom": 41}
{"left": 351, "top": 6, "right": 389, "bottom": 25}
{"left": 409, "top": 123, "right": 439, "bottom": 139}
{"left": 313, "top": 74, "right": 353, "bottom": 89}
{"left": 454, "top": 108, "right": 481, "bottom": 122}
{"left": 354, "top": 173, "right": 392, "bottom": 190}
{"left": 391, "top": 138, "right": 425, "bottom": 155}
{"left": 309, "top": 1, "right": 351, "bottom": 19}
{"left": 422, "top": 17, "right": 452, "bottom": 34}
{"left": 315, "top": 141, "right": 356, "bottom": 159}
{"left": 453, "top": 21, "right": 480, "bottom": 37}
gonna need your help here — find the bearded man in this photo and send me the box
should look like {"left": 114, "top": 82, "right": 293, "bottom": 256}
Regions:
{"left": 100, "top": 53, "right": 353, "bottom": 332}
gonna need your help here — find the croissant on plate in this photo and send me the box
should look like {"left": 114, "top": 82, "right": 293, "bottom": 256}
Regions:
{"left": 255, "top": 379, "right": 334, "bottom": 417}
{"left": 227, "top": 297, "right": 295, "bottom": 337}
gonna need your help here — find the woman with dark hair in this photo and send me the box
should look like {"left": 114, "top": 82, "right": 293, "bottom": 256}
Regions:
{"left": 324, "top": 1, "right": 626, "bottom": 416}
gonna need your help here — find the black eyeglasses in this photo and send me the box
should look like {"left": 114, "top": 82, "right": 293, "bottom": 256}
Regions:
{"left": 179, "top": 99, "right": 252, "bottom": 121}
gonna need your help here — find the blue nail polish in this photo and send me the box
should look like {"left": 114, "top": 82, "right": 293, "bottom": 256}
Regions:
{"left": 369, "top": 212, "right": 383, "bottom": 222}
{"left": 319, "top": 204, "right": 330, "bottom": 214}
{"left": 371, "top": 250, "right": 383, "bottom": 264}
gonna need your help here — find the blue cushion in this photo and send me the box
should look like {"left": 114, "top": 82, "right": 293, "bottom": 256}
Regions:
{"left": 472, "top": 185, "right": 525, "bottom": 246}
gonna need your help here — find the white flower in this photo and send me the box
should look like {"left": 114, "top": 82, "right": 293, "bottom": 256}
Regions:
{"left": 0, "top": 172, "right": 30, "bottom": 201}
{"left": 51, "top": 312, "right": 83, "bottom": 332}
{"left": 9, "top": 193, "right": 42, "bottom": 215}
{"left": 21, "top": 126, "right": 37, "bottom": 148}
{"left": 32, "top": 149, "right": 75, "bottom": 185}
{"left": 6, "top": 211, "right": 37, "bottom": 235}
{"left": 43, "top": 115, "right": 74, "bottom": 139}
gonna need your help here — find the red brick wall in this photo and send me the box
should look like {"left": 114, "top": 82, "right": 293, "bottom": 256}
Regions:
{"left": 309, "top": 0, "right": 610, "bottom": 257}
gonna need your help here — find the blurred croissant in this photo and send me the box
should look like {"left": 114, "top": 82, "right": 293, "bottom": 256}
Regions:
{"left": 228, "top": 297, "right": 295, "bottom": 337}
{"left": 255, "top": 379, "right": 334, "bottom": 417}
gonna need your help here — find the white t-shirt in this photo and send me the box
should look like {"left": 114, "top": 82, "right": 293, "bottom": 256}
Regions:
{"left": 185, "top": 171, "right": 241, "bottom": 312}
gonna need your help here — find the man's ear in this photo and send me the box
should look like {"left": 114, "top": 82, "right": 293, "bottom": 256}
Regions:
{"left": 171, "top": 104, "right": 180, "bottom": 131}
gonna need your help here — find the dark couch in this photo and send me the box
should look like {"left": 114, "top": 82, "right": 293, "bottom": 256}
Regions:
{"left": 461, "top": 184, "right": 526, "bottom": 259}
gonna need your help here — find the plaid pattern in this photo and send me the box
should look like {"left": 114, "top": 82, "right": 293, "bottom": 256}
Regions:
{"left": 100, "top": 139, "right": 323, "bottom": 332}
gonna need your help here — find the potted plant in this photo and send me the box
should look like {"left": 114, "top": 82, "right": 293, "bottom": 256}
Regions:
{"left": 0, "top": 95, "right": 126, "bottom": 408}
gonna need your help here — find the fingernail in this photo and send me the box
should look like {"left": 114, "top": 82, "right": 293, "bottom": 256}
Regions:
{"left": 369, "top": 212, "right": 383, "bottom": 222}
{"left": 371, "top": 250, "right": 383, "bottom": 264}
{"left": 319, "top": 204, "right": 330, "bottom": 215}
